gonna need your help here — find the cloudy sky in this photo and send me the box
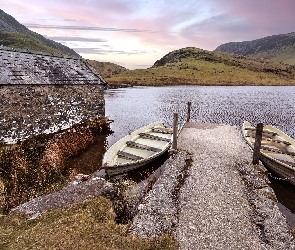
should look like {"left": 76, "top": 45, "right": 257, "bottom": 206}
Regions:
{"left": 1, "top": 0, "right": 295, "bottom": 69}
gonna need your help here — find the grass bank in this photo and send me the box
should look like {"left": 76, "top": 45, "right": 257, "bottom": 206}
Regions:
{"left": 0, "top": 196, "right": 178, "bottom": 249}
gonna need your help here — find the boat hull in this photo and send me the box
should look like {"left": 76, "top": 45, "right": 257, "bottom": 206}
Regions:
{"left": 260, "top": 153, "right": 295, "bottom": 185}
{"left": 242, "top": 121, "right": 295, "bottom": 185}
{"left": 103, "top": 151, "right": 167, "bottom": 176}
{"left": 102, "top": 121, "right": 172, "bottom": 176}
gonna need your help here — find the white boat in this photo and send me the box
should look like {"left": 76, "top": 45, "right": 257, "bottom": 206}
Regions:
{"left": 242, "top": 121, "right": 295, "bottom": 185}
{"left": 102, "top": 121, "right": 173, "bottom": 176}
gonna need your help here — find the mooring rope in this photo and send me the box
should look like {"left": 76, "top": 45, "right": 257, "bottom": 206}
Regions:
{"left": 268, "top": 172, "right": 295, "bottom": 181}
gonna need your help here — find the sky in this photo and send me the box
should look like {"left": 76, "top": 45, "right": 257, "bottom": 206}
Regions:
{"left": 1, "top": 0, "right": 295, "bottom": 69}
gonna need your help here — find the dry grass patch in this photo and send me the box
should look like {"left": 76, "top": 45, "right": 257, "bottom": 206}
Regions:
{"left": 0, "top": 197, "right": 178, "bottom": 250}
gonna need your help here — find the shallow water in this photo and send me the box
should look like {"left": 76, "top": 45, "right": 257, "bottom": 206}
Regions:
{"left": 104, "top": 85, "right": 295, "bottom": 222}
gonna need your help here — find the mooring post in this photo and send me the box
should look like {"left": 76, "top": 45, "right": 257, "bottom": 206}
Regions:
{"left": 172, "top": 113, "right": 178, "bottom": 150}
{"left": 187, "top": 101, "right": 192, "bottom": 122}
{"left": 253, "top": 123, "right": 263, "bottom": 165}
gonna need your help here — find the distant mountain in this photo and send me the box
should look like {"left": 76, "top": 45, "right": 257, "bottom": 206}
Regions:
{"left": 86, "top": 60, "right": 128, "bottom": 78}
{"left": 0, "top": 9, "right": 79, "bottom": 57}
{"left": 215, "top": 32, "right": 295, "bottom": 65}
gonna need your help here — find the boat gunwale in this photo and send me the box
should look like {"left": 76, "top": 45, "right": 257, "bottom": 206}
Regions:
{"left": 102, "top": 121, "right": 172, "bottom": 169}
{"left": 103, "top": 143, "right": 171, "bottom": 169}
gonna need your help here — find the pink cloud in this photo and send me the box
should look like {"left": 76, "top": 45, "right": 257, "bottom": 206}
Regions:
{"left": 214, "top": 0, "right": 295, "bottom": 38}
{"left": 174, "top": 0, "right": 295, "bottom": 50}
{"left": 2, "top": 0, "right": 295, "bottom": 68}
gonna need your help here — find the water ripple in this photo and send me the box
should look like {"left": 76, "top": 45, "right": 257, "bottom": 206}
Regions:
{"left": 105, "top": 85, "right": 295, "bottom": 146}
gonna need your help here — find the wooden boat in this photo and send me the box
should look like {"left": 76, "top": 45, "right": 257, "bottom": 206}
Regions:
{"left": 242, "top": 121, "right": 295, "bottom": 185}
{"left": 102, "top": 121, "right": 173, "bottom": 176}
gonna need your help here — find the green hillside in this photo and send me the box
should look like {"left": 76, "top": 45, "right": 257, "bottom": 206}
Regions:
{"left": 0, "top": 30, "right": 66, "bottom": 55}
{"left": 0, "top": 9, "right": 78, "bottom": 57}
{"left": 106, "top": 47, "right": 295, "bottom": 86}
{"left": 250, "top": 44, "right": 295, "bottom": 65}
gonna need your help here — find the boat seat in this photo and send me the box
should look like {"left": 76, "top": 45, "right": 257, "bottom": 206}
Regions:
{"left": 244, "top": 127, "right": 278, "bottom": 136}
{"left": 274, "top": 159, "right": 295, "bottom": 168}
{"left": 126, "top": 141, "right": 161, "bottom": 152}
{"left": 261, "top": 146, "right": 295, "bottom": 157}
{"left": 151, "top": 127, "right": 173, "bottom": 134}
{"left": 117, "top": 150, "right": 144, "bottom": 161}
{"left": 246, "top": 135, "right": 291, "bottom": 145}
{"left": 268, "top": 153, "right": 295, "bottom": 165}
{"left": 139, "top": 133, "right": 170, "bottom": 142}
{"left": 262, "top": 137, "right": 291, "bottom": 145}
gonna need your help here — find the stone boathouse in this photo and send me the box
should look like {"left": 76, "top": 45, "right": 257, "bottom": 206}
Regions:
{"left": 0, "top": 46, "right": 106, "bottom": 144}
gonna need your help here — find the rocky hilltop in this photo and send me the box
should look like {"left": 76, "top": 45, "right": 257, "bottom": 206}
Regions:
{"left": 0, "top": 9, "right": 78, "bottom": 57}
{"left": 215, "top": 32, "right": 295, "bottom": 65}
{"left": 87, "top": 59, "right": 128, "bottom": 78}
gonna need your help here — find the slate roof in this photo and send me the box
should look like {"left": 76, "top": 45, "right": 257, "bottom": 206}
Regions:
{"left": 0, "top": 46, "right": 106, "bottom": 85}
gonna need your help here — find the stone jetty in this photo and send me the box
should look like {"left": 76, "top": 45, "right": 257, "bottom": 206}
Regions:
{"left": 130, "top": 122, "right": 295, "bottom": 249}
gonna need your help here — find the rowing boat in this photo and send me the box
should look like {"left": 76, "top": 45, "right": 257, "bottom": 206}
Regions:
{"left": 102, "top": 121, "right": 173, "bottom": 176}
{"left": 242, "top": 121, "right": 295, "bottom": 185}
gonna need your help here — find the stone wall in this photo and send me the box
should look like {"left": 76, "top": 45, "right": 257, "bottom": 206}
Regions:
{"left": 0, "top": 84, "right": 105, "bottom": 144}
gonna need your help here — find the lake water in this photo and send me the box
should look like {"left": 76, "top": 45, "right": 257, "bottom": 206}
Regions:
{"left": 105, "top": 85, "right": 295, "bottom": 147}
{"left": 104, "top": 85, "right": 295, "bottom": 225}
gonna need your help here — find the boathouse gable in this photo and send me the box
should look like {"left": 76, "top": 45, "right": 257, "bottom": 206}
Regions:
{"left": 0, "top": 46, "right": 106, "bottom": 144}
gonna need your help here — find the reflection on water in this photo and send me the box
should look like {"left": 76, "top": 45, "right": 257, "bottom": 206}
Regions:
{"left": 104, "top": 85, "right": 295, "bottom": 221}
{"left": 110, "top": 152, "right": 169, "bottom": 203}
{"left": 126, "top": 152, "right": 168, "bottom": 183}
{"left": 71, "top": 133, "right": 109, "bottom": 174}
{"left": 269, "top": 175, "right": 295, "bottom": 227}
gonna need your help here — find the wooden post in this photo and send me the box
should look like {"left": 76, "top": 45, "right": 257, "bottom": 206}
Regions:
{"left": 187, "top": 102, "right": 192, "bottom": 122}
{"left": 253, "top": 123, "right": 263, "bottom": 165}
{"left": 172, "top": 113, "right": 178, "bottom": 150}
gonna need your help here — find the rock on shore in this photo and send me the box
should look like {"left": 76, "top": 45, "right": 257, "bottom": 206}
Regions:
{"left": 129, "top": 151, "right": 191, "bottom": 238}
{"left": 11, "top": 176, "right": 118, "bottom": 219}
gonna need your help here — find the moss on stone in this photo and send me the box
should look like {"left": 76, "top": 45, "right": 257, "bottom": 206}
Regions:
{"left": 0, "top": 117, "right": 111, "bottom": 213}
